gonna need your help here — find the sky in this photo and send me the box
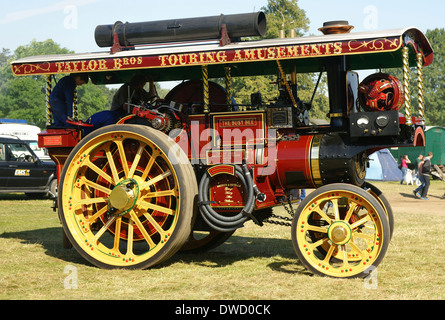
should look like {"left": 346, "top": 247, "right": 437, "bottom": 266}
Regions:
{"left": 1, "top": 0, "right": 444, "bottom": 55}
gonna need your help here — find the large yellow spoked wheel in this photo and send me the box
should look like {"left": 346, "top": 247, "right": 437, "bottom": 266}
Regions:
{"left": 291, "top": 183, "right": 390, "bottom": 278}
{"left": 58, "top": 124, "right": 197, "bottom": 269}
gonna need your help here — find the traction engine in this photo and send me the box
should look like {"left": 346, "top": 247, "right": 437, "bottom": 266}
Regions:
{"left": 11, "top": 12, "right": 433, "bottom": 278}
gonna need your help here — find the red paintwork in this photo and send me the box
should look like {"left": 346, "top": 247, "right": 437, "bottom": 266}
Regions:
{"left": 38, "top": 129, "right": 82, "bottom": 180}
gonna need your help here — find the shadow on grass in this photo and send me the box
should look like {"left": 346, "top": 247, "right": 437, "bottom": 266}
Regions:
{"left": 0, "top": 227, "right": 91, "bottom": 267}
{"left": 170, "top": 236, "right": 311, "bottom": 275}
{"left": 0, "top": 227, "right": 310, "bottom": 275}
{"left": 399, "top": 192, "right": 419, "bottom": 199}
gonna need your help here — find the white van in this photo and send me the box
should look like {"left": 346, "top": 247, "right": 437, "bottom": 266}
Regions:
{"left": 0, "top": 119, "right": 50, "bottom": 160}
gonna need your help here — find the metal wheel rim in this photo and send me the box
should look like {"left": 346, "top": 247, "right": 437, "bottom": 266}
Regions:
{"left": 60, "top": 130, "right": 183, "bottom": 267}
{"left": 293, "top": 186, "right": 388, "bottom": 277}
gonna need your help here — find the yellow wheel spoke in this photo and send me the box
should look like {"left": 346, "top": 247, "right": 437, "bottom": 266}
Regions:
{"left": 352, "top": 232, "right": 374, "bottom": 242}
{"left": 142, "top": 170, "right": 172, "bottom": 189}
{"left": 306, "top": 225, "right": 328, "bottom": 234}
{"left": 127, "top": 219, "right": 134, "bottom": 255}
{"left": 82, "top": 157, "right": 114, "bottom": 185}
{"left": 313, "top": 208, "right": 333, "bottom": 225}
{"left": 105, "top": 148, "right": 120, "bottom": 185}
{"left": 113, "top": 217, "right": 122, "bottom": 252}
{"left": 116, "top": 140, "right": 129, "bottom": 177}
{"left": 350, "top": 215, "right": 371, "bottom": 229}
{"left": 143, "top": 212, "right": 167, "bottom": 237}
{"left": 343, "top": 202, "right": 358, "bottom": 223}
{"left": 138, "top": 200, "right": 175, "bottom": 216}
{"left": 75, "top": 197, "right": 107, "bottom": 206}
{"left": 93, "top": 216, "right": 116, "bottom": 243}
{"left": 323, "top": 243, "right": 337, "bottom": 263}
{"left": 141, "top": 149, "right": 160, "bottom": 181}
{"left": 143, "top": 189, "right": 178, "bottom": 198}
{"left": 340, "top": 245, "right": 349, "bottom": 267}
{"left": 348, "top": 241, "right": 364, "bottom": 258}
{"left": 332, "top": 199, "right": 340, "bottom": 221}
{"left": 128, "top": 144, "right": 145, "bottom": 179}
{"left": 310, "top": 238, "right": 327, "bottom": 250}
{"left": 129, "top": 211, "right": 156, "bottom": 249}
{"left": 82, "top": 177, "right": 112, "bottom": 195}
{"left": 85, "top": 206, "right": 108, "bottom": 224}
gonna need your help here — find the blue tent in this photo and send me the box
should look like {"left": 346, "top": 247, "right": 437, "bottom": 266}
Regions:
{"left": 366, "top": 149, "right": 403, "bottom": 181}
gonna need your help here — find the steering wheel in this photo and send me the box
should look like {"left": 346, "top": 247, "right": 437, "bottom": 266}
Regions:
{"left": 17, "top": 153, "right": 27, "bottom": 162}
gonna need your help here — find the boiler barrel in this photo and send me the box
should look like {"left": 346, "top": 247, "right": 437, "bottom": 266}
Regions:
{"left": 272, "top": 134, "right": 368, "bottom": 189}
{"left": 94, "top": 12, "right": 267, "bottom": 47}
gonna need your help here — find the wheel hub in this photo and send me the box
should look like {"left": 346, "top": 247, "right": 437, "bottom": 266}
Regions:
{"left": 328, "top": 221, "right": 351, "bottom": 245}
{"left": 108, "top": 178, "right": 139, "bottom": 216}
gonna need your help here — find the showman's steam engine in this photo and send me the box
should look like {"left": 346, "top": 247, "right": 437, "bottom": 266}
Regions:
{"left": 11, "top": 12, "right": 433, "bottom": 278}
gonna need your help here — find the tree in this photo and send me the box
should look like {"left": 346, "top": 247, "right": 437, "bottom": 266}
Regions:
{"left": 421, "top": 28, "right": 445, "bottom": 126}
{"left": 0, "top": 39, "right": 116, "bottom": 129}
{"left": 262, "top": 0, "right": 309, "bottom": 38}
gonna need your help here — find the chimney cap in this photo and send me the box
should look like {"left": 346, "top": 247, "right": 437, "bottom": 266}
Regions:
{"left": 319, "top": 20, "right": 354, "bottom": 35}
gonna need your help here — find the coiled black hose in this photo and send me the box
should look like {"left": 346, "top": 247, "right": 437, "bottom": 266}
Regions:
{"left": 198, "top": 164, "right": 255, "bottom": 232}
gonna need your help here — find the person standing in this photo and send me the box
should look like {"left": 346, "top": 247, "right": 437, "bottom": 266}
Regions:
{"left": 413, "top": 154, "right": 425, "bottom": 198}
{"left": 415, "top": 154, "right": 424, "bottom": 179}
{"left": 49, "top": 73, "right": 89, "bottom": 127}
{"left": 419, "top": 152, "right": 433, "bottom": 200}
{"left": 400, "top": 155, "right": 410, "bottom": 184}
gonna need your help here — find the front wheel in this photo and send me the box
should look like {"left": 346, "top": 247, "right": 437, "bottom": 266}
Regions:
{"left": 291, "top": 183, "right": 390, "bottom": 278}
{"left": 58, "top": 124, "right": 197, "bottom": 269}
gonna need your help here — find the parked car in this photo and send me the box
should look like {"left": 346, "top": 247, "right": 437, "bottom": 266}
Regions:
{"left": 0, "top": 135, "right": 57, "bottom": 198}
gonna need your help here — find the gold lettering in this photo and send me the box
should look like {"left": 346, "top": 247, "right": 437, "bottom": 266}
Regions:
{"left": 81, "top": 61, "right": 88, "bottom": 71}
{"left": 64, "top": 62, "right": 73, "bottom": 72}
{"left": 216, "top": 51, "right": 227, "bottom": 62}
{"left": 267, "top": 47, "right": 276, "bottom": 59}
{"left": 129, "top": 57, "right": 137, "bottom": 64}
{"left": 287, "top": 46, "right": 299, "bottom": 57}
{"left": 71, "top": 61, "right": 80, "bottom": 71}
{"left": 137, "top": 57, "right": 143, "bottom": 64}
{"left": 205, "top": 52, "right": 216, "bottom": 63}
{"left": 168, "top": 54, "right": 178, "bottom": 65}
{"left": 178, "top": 54, "right": 188, "bottom": 65}
{"left": 199, "top": 53, "right": 205, "bottom": 63}
{"left": 123, "top": 58, "right": 129, "bottom": 65}
{"left": 323, "top": 43, "right": 332, "bottom": 54}
{"left": 98, "top": 59, "right": 107, "bottom": 70}
{"left": 277, "top": 47, "right": 286, "bottom": 58}
{"left": 333, "top": 42, "right": 342, "bottom": 54}
{"left": 234, "top": 50, "right": 243, "bottom": 61}
{"left": 310, "top": 44, "right": 321, "bottom": 55}
{"left": 114, "top": 58, "right": 123, "bottom": 69}
{"left": 189, "top": 53, "right": 198, "bottom": 64}
{"left": 55, "top": 62, "right": 64, "bottom": 73}
{"left": 256, "top": 48, "right": 265, "bottom": 59}
{"left": 88, "top": 60, "right": 98, "bottom": 70}
{"left": 159, "top": 55, "right": 168, "bottom": 66}
{"left": 244, "top": 49, "right": 256, "bottom": 60}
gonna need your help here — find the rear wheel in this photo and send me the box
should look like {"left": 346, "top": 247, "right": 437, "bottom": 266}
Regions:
{"left": 291, "top": 183, "right": 390, "bottom": 278}
{"left": 58, "top": 124, "right": 197, "bottom": 269}
{"left": 362, "top": 182, "right": 394, "bottom": 239}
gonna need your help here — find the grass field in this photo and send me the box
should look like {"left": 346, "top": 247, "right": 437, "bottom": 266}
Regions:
{"left": 1, "top": 180, "right": 444, "bottom": 300}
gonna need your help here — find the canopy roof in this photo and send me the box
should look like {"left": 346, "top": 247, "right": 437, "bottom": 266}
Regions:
{"left": 11, "top": 27, "right": 433, "bottom": 85}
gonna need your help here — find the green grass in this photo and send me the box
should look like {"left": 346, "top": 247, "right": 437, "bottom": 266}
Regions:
{"left": 1, "top": 181, "right": 444, "bottom": 300}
